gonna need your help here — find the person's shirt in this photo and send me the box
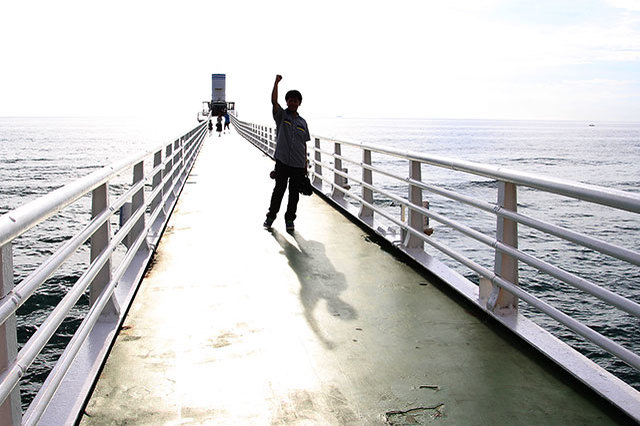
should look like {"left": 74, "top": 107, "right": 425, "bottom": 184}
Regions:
{"left": 273, "top": 105, "right": 310, "bottom": 168}
{"left": 224, "top": 113, "right": 230, "bottom": 123}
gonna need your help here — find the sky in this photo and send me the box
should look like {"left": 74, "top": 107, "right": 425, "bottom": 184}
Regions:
{"left": 1, "top": 0, "right": 639, "bottom": 128}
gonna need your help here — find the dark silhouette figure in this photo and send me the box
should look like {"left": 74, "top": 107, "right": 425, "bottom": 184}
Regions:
{"left": 263, "top": 74, "right": 311, "bottom": 232}
{"left": 216, "top": 115, "right": 223, "bottom": 137}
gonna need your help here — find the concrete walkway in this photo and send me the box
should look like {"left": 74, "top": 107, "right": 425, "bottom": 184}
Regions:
{"left": 81, "top": 130, "right": 623, "bottom": 425}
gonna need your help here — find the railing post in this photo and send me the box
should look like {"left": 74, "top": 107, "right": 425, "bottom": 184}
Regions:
{"left": 269, "top": 128, "right": 274, "bottom": 155}
{"left": 488, "top": 181, "right": 519, "bottom": 315}
{"left": 359, "top": 149, "right": 374, "bottom": 221}
{"left": 262, "top": 126, "right": 267, "bottom": 152}
{"left": 90, "top": 183, "right": 119, "bottom": 318}
{"left": 403, "top": 160, "right": 424, "bottom": 249}
{"left": 313, "top": 138, "right": 322, "bottom": 187}
{"left": 164, "top": 143, "right": 174, "bottom": 208}
{"left": 150, "top": 150, "right": 163, "bottom": 215}
{"left": 260, "top": 125, "right": 264, "bottom": 149}
{"left": 131, "top": 161, "right": 147, "bottom": 251}
{"left": 0, "top": 243, "right": 21, "bottom": 425}
{"left": 332, "top": 142, "right": 344, "bottom": 199}
{"left": 173, "top": 139, "right": 182, "bottom": 188}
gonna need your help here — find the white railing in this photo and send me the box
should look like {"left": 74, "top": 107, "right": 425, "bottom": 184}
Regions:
{"left": 0, "top": 120, "right": 208, "bottom": 425}
{"left": 231, "top": 114, "right": 640, "bottom": 421}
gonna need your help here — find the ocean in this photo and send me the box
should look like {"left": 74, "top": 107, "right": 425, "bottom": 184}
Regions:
{"left": 1, "top": 116, "right": 639, "bottom": 407}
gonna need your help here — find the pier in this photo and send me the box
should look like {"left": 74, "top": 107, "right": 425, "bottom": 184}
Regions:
{"left": 79, "top": 131, "right": 625, "bottom": 424}
{"left": 1, "top": 113, "right": 639, "bottom": 425}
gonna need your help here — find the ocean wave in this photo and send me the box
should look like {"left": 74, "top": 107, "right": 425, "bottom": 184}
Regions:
{"left": 39, "top": 235, "right": 72, "bottom": 244}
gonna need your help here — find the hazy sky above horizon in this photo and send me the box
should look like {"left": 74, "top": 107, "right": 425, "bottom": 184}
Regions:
{"left": 1, "top": 0, "right": 639, "bottom": 128}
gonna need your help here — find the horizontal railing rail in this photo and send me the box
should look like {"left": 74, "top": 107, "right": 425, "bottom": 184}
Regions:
{"left": 319, "top": 138, "right": 640, "bottom": 214}
{"left": 0, "top": 119, "right": 208, "bottom": 425}
{"left": 231, "top": 114, "right": 640, "bottom": 421}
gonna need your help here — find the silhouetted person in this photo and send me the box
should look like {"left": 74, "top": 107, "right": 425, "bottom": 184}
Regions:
{"left": 263, "top": 74, "right": 311, "bottom": 232}
{"left": 216, "top": 115, "right": 222, "bottom": 137}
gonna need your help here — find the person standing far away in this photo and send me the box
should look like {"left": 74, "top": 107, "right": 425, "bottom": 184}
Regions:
{"left": 263, "top": 74, "right": 311, "bottom": 232}
{"left": 216, "top": 115, "right": 223, "bottom": 137}
{"left": 224, "top": 112, "right": 230, "bottom": 132}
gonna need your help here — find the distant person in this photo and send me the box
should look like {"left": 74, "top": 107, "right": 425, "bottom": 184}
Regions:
{"left": 208, "top": 119, "right": 213, "bottom": 133}
{"left": 216, "top": 115, "right": 223, "bottom": 137}
{"left": 263, "top": 74, "right": 311, "bottom": 232}
{"left": 224, "top": 112, "right": 230, "bottom": 132}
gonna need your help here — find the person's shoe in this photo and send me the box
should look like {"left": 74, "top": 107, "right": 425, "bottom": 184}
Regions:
{"left": 285, "top": 220, "right": 295, "bottom": 232}
{"left": 263, "top": 217, "right": 274, "bottom": 229}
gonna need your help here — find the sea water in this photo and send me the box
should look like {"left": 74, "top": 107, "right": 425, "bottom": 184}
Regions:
{"left": 1, "top": 116, "right": 639, "bottom": 407}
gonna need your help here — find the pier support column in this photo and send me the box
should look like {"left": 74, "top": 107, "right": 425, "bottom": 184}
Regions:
{"left": 313, "top": 138, "right": 322, "bottom": 187}
{"left": 359, "top": 149, "right": 374, "bottom": 221}
{"left": 90, "top": 183, "right": 119, "bottom": 319}
{"left": 488, "top": 181, "right": 519, "bottom": 315}
{"left": 403, "top": 160, "right": 424, "bottom": 249}
{"left": 0, "top": 243, "right": 21, "bottom": 425}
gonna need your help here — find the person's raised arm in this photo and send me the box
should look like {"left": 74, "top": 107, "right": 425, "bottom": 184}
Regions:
{"left": 272, "top": 74, "right": 282, "bottom": 114}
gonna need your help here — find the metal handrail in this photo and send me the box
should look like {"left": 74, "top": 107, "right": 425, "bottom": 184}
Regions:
{"left": 23, "top": 127, "right": 206, "bottom": 425}
{"left": 322, "top": 147, "right": 640, "bottom": 266}
{"left": 231, "top": 114, "right": 640, "bottom": 421}
{"left": 318, "top": 136, "right": 640, "bottom": 214}
{"left": 0, "top": 120, "right": 207, "bottom": 424}
{"left": 315, "top": 158, "right": 640, "bottom": 318}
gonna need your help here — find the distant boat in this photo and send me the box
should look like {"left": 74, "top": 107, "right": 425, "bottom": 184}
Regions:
{"left": 588, "top": 124, "right": 595, "bottom": 127}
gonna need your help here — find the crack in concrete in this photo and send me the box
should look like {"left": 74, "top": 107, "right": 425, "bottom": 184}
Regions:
{"left": 385, "top": 403, "right": 445, "bottom": 425}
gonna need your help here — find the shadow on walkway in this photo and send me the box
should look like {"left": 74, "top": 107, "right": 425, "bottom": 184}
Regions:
{"left": 271, "top": 230, "right": 358, "bottom": 350}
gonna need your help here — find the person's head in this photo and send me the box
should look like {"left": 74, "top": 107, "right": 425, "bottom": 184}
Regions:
{"left": 285, "top": 90, "right": 303, "bottom": 112}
